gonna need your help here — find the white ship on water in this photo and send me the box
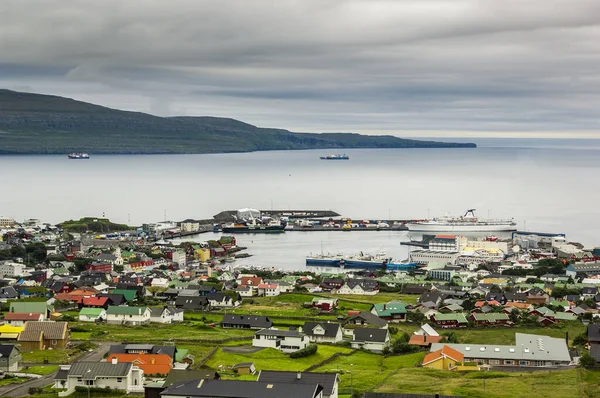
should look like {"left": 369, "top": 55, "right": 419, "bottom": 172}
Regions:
{"left": 406, "top": 209, "right": 516, "bottom": 232}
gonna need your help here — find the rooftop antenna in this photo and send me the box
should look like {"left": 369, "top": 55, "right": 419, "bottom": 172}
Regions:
{"left": 164, "top": 209, "right": 167, "bottom": 222}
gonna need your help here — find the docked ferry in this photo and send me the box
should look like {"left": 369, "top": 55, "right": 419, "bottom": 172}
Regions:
{"left": 68, "top": 153, "right": 90, "bottom": 159}
{"left": 406, "top": 209, "right": 516, "bottom": 232}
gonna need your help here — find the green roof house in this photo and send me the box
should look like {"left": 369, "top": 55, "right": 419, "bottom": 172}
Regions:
{"left": 110, "top": 289, "right": 137, "bottom": 302}
{"left": 9, "top": 302, "right": 51, "bottom": 319}
{"left": 79, "top": 307, "right": 106, "bottom": 322}
{"left": 370, "top": 301, "right": 408, "bottom": 322}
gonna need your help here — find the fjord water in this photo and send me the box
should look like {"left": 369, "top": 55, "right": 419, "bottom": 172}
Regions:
{"left": 2, "top": 138, "right": 599, "bottom": 269}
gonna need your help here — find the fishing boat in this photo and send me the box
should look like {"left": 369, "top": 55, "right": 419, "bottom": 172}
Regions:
{"left": 67, "top": 152, "right": 90, "bottom": 159}
{"left": 343, "top": 252, "right": 391, "bottom": 269}
{"left": 305, "top": 254, "right": 345, "bottom": 266}
{"left": 320, "top": 154, "right": 349, "bottom": 160}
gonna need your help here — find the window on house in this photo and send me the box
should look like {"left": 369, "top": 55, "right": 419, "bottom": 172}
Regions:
{"left": 117, "top": 378, "right": 122, "bottom": 382}
{"left": 52, "top": 340, "right": 57, "bottom": 345}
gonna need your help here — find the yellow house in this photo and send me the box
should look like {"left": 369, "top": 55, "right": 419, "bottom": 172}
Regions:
{"left": 422, "top": 345, "right": 465, "bottom": 370}
{"left": 194, "top": 248, "right": 211, "bottom": 262}
{"left": 0, "top": 324, "right": 24, "bottom": 340}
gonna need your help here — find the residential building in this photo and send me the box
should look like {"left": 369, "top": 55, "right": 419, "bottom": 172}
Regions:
{"left": 351, "top": 328, "right": 390, "bottom": 353}
{"left": 370, "top": 301, "right": 408, "bottom": 322}
{"left": 106, "top": 353, "right": 172, "bottom": 376}
{"left": 430, "top": 333, "right": 573, "bottom": 367}
{"left": 343, "top": 312, "right": 388, "bottom": 335}
{"left": 0, "top": 216, "right": 16, "bottom": 226}
{"left": 588, "top": 324, "right": 600, "bottom": 362}
{"left": 171, "top": 250, "right": 187, "bottom": 267}
{"left": 207, "top": 292, "right": 239, "bottom": 308}
{"left": 86, "top": 262, "right": 113, "bottom": 273}
{"left": 257, "top": 283, "right": 280, "bottom": 297}
{"left": 180, "top": 221, "right": 200, "bottom": 233}
{"left": 429, "top": 235, "right": 461, "bottom": 251}
{"left": 320, "top": 278, "right": 344, "bottom": 292}
{"left": 413, "top": 324, "right": 440, "bottom": 337}
{"left": 106, "top": 306, "right": 151, "bottom": 325}
{"left": 159, "top": 379, "right": 323, "bottom": 398}
{"left": 429, "top": 313, "right": 468, "bottom": 328}
{"left": 408, "top": 334, "right": 443, "bottom": 348}
{"left": 336, "top": 279, "right": 379, "bottom": 295}
{"left": 221, "top": 315, "right": 273, "bottom": 330}
{"left": 258, "top": 371, "right": 340, "bottom": 398}
{"left": 0, "top": 344, "right": 21, "bottom": 371}
{"left": 54, "top": 361, "right": 144, "bottom": 394}
{"left": 175, "top": 296, "right": 210, "bottom": 311}
{"left": 309, "top": 298, "right": 338, "bottom": 311}
{"left": 253, "top": 328, "right": 310, "bottom": 353}
{"left": 469, "top": 313, "right": 512, "bottom": 326}
{"left": 302, "top": 322, "right": 343, "bottom": 344}
{"left": 149, "top": 307, "right": 184, "bottom": 324}
{"left": 78, "top": 308, "right": 106, "bottom": 322}
{"left": 0, "top": 261, "right": 25, "bottom": 277}
{"left": 422, "top": 345, "right": 467, "bottom": 371}
{"left": 108, "top": 344, "right": 177, "bottom": 364}
{"left": 4, "top": 312, "right": 43, "bottom": 326}
{"left": 17, "top": 321, "right": 70, "bottom": 351}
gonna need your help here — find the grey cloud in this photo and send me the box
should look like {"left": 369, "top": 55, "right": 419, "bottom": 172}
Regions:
{"left": 1, "top": 0, "right": 600, "bottom": 135}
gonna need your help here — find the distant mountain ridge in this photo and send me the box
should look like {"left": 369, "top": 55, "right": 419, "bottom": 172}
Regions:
{"left": 0, "top": 89, "right": 475, "bottom": 154}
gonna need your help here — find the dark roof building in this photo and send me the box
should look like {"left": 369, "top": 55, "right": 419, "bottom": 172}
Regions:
{"left": 258, "top": 371, "right": 339, "bottom": 398}
{"left": 221, "top": 315, "right": 273, "bottom": 329}
{"left": 159, "top": 379, "right": 323, "bottom": 398}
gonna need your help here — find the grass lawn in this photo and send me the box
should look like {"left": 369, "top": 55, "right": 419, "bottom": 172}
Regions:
{"left": 205, "top": 345, "right": 353, "bottom": 373}
{"left": 312, "top": 351, "right": 425, "bottom": 394}
{"left": 71, "top": 332, "right": 93, "bottom": 340}
{"left": 69, "top": 322, "right": 256, "bottom": 342}
{"left": 0, "top": 376, "right": 29, "bottom": 386}
{"left": 22, "top": 365, "right": 60, "bottom": 375}
{"left": 22, "top": 349, "right": 78, "bottom": 364}
{"left": 321, "top": 292, "right": 418, "bottom": 305}
{"left": 375, "top": 368, "right": 600, "bottom": 398}
{"left": 452, "top": 322, "right": 586, "bottom": 345}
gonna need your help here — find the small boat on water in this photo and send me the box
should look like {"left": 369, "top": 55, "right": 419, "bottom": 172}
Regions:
{"left": 320, "top": 154, "right": 349, "bottom": 160}
{"left": 68, "top": 153, "right": 90, "bottom": 159}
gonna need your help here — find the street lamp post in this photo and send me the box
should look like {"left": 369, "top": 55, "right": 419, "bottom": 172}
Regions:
{"left": 349, "top": 363, "right": 354, "bottom": 396}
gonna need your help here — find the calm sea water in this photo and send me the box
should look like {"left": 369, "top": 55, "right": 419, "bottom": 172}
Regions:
{"left": 2, "top": 138, "right": 599, "bottom": 269}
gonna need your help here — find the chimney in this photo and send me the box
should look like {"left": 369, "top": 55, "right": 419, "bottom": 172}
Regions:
{"left": 111, "top": 357, "right": 118, "bottom": 364}
{"left": 296, "top": 372, "right": 302, "bottom": 380}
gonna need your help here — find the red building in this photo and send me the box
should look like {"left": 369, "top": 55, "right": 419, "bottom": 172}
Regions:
{"left": 86, "top": 262, "right": 113, "bottom": 273}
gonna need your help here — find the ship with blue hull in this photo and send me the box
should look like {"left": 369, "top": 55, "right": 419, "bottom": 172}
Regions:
{"left": 343, "top": 253, "right": 391, "bottom": 269}
{"left": 386, "top": 262, "right": 421, "bottom": 272}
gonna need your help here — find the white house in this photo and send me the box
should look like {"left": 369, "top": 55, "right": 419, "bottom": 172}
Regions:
{"left": 236, "top": 287, "right": 255, "bottom": 297}
{"left": 149, "top": 307, "right": 184, "bottom": 324}
{"left": 351, "top": 328, "right": 390, "bottom": 353}
{"left": 302, "top": 322, "right": 343, "bottom": 344}
{"left": 208, "top": 293, "right": 240, "bottom": 308}
{"left": 335, "top": 279, "right": 378, "bottom": 296}
{"left": 78, "top": 308, "right": 107, "bottom": 322}
{"left": 0, "top": 261, "right": 25, "bottom": 278}
{"left": 257, "top": 283, "right": 280, "bottom": 297}
{"left": 253, "top": 328, "right": 310, "bottom": 353}
{"left": 54, "top": 361, "right": 144, "bottom": 395}
{"left": 171, "top": 250, "right": 187, "bottom": 267}
{"left": 106, "top": 306, "right": 151, "bottom": 325}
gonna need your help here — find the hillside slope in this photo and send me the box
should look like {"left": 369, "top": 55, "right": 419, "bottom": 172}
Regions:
{"left": 0, "top": 89, "right": 475, "bottom": 154}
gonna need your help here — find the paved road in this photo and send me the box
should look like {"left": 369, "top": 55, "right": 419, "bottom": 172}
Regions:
{"left": 0, "top": 342, "right": 114, "bottom": 397}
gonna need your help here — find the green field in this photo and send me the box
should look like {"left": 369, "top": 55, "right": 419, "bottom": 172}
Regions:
{"left": 22, "top": 349, "right": 78, "bottom": 365}
{"left": 373, "top": 368, "right": 600, "bottom": 398}
{"left": 68, "top": 321, "right": 256, "bottom": 342}
{"left": 205, "top": 345, "right": 354, "bottom": 372}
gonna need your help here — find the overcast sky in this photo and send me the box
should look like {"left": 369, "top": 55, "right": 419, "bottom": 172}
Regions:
{"left": 2, "top": 0, "right": 600, "bottom": 137}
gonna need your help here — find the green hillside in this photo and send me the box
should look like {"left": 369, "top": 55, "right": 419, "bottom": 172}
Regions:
{"left": 0, "top": 89, "right": 475, "bottom": 154}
